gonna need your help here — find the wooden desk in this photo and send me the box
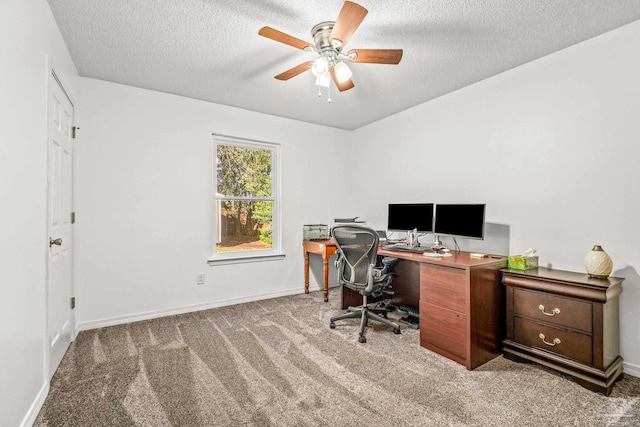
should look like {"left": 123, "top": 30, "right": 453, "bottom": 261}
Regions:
{"left": 303, "top": 239, "right": 337, "bottom": 302}
{"left": 357, "top": 249, "right": 507, "bottom": 370}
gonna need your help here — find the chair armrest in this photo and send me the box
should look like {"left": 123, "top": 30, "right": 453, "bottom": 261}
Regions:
{"left": 365, "top": 263, "right": 376, "bottom": 293}
{"left": 379, "top": 256, "right": 399, "bottom": 275}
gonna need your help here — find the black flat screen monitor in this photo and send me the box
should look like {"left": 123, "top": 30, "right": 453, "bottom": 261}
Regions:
{"left": 387, "top": 203, "right": 434, "bottom": 233}
{"left": 434, "top": 204, "right": 485, "bottom": 240}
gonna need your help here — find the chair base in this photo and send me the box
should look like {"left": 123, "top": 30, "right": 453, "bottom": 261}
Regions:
{"left": 329, "top": 305, "right": 401, "bottom": 343}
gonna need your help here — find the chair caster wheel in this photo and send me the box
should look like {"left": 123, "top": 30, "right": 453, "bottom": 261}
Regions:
{"left": 393, "top": 328, "right": 401, "bottom": 335}
{"left": 359, "top": 336, "right": 366, "bottom": 343}
{"left": 329, "top": 322, "right": 335, "bottom": 329}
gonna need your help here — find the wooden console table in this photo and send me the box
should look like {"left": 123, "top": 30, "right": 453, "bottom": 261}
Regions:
{"left": 303, "top": 239, "right": 337, "bottom": 302}
{"left": 501, "top": 267, "right": 624, "bottom": 395}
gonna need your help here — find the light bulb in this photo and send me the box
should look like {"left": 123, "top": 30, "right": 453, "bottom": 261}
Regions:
{"left": 311, "top": 57, "right": 329, "bottom": 77}
{"left": 315, "top": 71, "right": 330, "bottom": 88}
{"left": 334, "top": 61, "right": 352, "bottom": 83}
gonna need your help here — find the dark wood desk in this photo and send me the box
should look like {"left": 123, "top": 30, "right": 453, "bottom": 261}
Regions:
{"left": 344, "top": 248, "right": 507, "bottom": 370}
{"left": 303, "top": 239, "right": 337, "bottom": 302}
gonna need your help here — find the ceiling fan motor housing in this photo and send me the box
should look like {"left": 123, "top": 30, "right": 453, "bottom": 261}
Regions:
{"left": 311, "top": 21, "right": 340, "bottom": 62}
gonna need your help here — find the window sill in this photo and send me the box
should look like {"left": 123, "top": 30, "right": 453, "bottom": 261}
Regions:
{"left": 207, "top": 253, "right": 286, "bottom": 266}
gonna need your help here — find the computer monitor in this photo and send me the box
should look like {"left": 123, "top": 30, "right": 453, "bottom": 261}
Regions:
{"left": 434, "top": 204, "right": 485, "bottom": 240}
{"left": 387, "top": 203, "right": 434, "bottom": 233}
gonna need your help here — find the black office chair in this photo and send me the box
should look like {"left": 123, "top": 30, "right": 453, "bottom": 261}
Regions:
{"left": 329, "top": 226, "right": 401, "bottom": 343}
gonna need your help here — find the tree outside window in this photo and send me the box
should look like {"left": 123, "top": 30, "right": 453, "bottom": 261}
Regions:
{"left": 213, "top": 136, "right": 279, "bottom": 256}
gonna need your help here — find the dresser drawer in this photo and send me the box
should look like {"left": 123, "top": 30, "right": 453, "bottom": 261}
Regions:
{"left": 513, "top": 317, "right": 592, "bottom": 365}
{"left": 420, "top": 301, "right": 466, "bottom": 362}
{"left": 513, "top": 288, "right": 592, "bottom": 333}
{"left": 421, "top": 264, "right": 466, "bottom": 312}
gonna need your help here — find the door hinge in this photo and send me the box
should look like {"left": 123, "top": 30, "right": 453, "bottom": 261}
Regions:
{"left": 72, "top": 126, "right": 79, "bottom": 139}
{"left": 70, "top": 297, "right": 76, "bottom": 309}
{"left": 71, "top": 212, "right": 76, "bottom": 224}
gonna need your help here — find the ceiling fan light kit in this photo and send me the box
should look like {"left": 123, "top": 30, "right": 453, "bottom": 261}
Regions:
{"left": 315, "top": 72, "right": 331, "bottom": 88}
{"left": 311, "top": 56, "right": 329, "bottom": 77}
{"left": 259, "top": 1, "right": 403, "bottom": 103}
{"left": 334, "top": 61, "right": 353, "bottom": 83}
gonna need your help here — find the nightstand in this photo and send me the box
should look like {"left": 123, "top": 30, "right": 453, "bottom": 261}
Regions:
{"left": 501, "top": 267, "right": 624, "bottom": 395}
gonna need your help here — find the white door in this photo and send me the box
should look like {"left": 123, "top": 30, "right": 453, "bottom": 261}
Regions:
{"left": 47, "top": 70, "right": 74, "bottom": 378}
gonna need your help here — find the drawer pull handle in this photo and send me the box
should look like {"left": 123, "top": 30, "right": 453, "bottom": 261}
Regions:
{"left": 538, "top": 304, "right": 560, "bottom": 316}
{"left": 538, "top": 333, "right": 561, "bottom": 347}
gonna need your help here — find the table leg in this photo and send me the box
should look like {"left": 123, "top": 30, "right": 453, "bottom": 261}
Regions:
{"left": 304, "top": 251, "right": 310, "bottom": 294}
{"left": 323, "top": 256, "right": 329, "bottom": 302}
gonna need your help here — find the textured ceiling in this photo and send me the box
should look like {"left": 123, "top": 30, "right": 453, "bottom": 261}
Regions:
{"left": 47, "top": 0, "right": 640, "bottom": 130}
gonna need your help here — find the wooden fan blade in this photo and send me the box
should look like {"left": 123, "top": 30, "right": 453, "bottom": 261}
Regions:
{"left": 330, "top": 67, "right": 355, "bottom": 92}
{"left": 258, "top": 26, "right": 313, "bottom": 51}
{"left": 329, "top": 1, "right": 368, "bottom": 47}
{"left": 347, "top": 49, "right": 403, "bottom": 64}
{"left": 275, "top": 61, "right": 313, "bottom": 80}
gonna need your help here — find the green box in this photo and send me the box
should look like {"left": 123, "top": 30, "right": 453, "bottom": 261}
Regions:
{"left": 507, "top": 255, "right": 539, "bottom": 270}
{"left": 303, "top": 224, "right": 329, "bottom": 240}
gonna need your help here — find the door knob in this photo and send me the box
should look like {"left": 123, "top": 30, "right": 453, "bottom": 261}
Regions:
{"left": 49, "top": 238, "right": 62, "bottom": 247}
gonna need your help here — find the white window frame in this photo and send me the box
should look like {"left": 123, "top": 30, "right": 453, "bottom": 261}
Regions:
{"left": 208, "top": 134, "right": 284, "bottom": 265}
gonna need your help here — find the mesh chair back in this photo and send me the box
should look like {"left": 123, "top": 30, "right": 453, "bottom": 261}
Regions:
{"left": 332, "top": 226, "right": 379, "bottom": 288}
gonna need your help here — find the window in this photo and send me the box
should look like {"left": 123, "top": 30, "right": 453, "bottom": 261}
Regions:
{"left": 210, "top": 134, "right": 282, "bottom": 264}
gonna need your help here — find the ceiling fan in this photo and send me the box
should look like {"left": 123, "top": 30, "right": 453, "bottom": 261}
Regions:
{"left": 258, "top": 1, "right": 403, "bottom": 101}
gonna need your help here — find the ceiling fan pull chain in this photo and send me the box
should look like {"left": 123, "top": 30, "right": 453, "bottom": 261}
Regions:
{"left": 317, "top": 83, "right": 322, "bottom": 97}
{"left": 327, "top": 82, "right": 332, "bottom": 103}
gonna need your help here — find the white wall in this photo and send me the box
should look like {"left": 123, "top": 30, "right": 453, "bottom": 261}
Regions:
{"left": 74, "top": 78, "right": 352, "bottom": 328}
{"left": 352, "top": 21, "right": 640, "bottom": 372}
{"left": 0, "top": 0, "right": 78, "bottom": 425}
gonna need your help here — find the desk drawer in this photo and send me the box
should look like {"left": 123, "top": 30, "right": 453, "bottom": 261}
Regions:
{"left": 420, "top": 301, "right": 466, "bottom": 362}
{"left": 514, "top": 317, "right": 592, "bottom": 365}
{"left": 421, "top": 264, "right": 466, "bottom": 313}
{"left": 513, "top": 288, "right": 592, "bottom": 333}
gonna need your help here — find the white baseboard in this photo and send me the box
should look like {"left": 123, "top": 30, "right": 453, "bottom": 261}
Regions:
{"left": 21, "top": 381, "right": 49, "bottom": 427}
{"left": 76, "top": 285, "right": 337, "bottom": 332}
{"left": 623, "top": 361, "right": 640, "bottom": 378}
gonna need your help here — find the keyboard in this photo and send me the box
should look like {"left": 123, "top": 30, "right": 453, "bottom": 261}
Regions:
{"left": 383, "top": 245, "right": 429, "bottom": 254}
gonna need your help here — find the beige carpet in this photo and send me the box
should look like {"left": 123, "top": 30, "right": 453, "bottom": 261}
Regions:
{"left": 35, "top": 289, "right": 640, "bottom": 426}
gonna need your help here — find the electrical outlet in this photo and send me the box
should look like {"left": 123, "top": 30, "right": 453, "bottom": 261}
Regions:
{"left": 196, "top": 273, "right": 205, "bottom": 285}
